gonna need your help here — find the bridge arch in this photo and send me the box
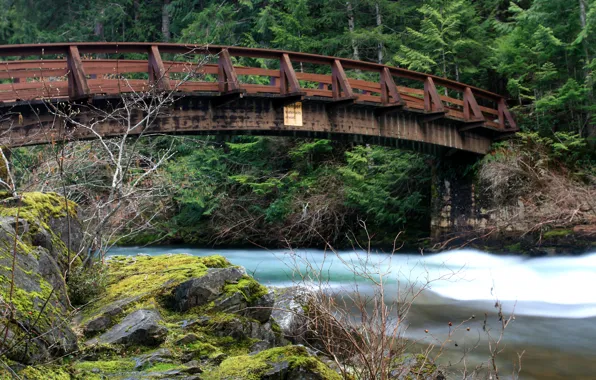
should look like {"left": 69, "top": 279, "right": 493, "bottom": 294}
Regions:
{"left": 0, "top": 43, "right": 516, "bottom": 155}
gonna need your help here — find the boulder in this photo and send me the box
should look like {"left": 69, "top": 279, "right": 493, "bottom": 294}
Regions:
{"left": 271, "top": 287, "right": 311, "bottom": 343}
{"left": 88, "top": 309, "right": 167, "bottom": 347}
{"left": 0, "top": 205, "right": 79, "bottom": 364}
{"left": 174, "top": 267, "right": 245, "bottom": 311}
{"left": 216, "top": 345, "right": 341, "bottom": 380}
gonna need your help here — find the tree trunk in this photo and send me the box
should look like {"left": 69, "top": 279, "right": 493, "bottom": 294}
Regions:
{"left": 162, "top": 0, "right": 171, "bottom": 42}
{"left": 134, "top": 0, "right": 140, "bottom": 21}
{"left": 579, "top": 0, "right": 595, "bottom": 139}
{"left": 376, "top": 2, "right": 383, "bottom": 64}
{"left": 346, "top": 1, "right": 359, "bottom": 60}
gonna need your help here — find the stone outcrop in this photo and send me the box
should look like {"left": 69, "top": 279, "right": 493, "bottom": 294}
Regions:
{"left": 0, "top": 192, "right": 80, "bottom": 364}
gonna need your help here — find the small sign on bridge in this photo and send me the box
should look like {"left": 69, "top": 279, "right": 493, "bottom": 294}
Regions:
{"left": 284, "top": 102, "right": 303, "bottom": 127}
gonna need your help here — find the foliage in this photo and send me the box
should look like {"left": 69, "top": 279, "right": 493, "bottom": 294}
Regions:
{"left": 67, "top": 263, "right": 109, "bottom": 306}
{"left": 3, "top": 0, "right": 596, "bottom": 247}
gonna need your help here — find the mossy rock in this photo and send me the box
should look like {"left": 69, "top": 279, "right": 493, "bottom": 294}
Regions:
{"left": 0, "top": 193, "right": 81, "bottom": 364}
{"left": 206, "top": 345, "right": 341, "bottom": 380}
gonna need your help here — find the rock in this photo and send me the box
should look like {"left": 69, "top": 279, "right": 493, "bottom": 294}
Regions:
{"left": 216, "top": 345, "right": 341, "bottom": 380}
{"left": 174, "top": 267, "right": 245, "bottom": 311}
{"left": 271, "top": 287, "right": 311, "bottom": 343}
{"left": 183, "top": 360, "right": 203, "bottom": 374}
{"left": 209, "top": 316, "right": 281, "bottom": 349}
{"left": 83, "top": 315, "right": 112, "bottom": 335}
{"left": 250, "top": 340, "right": 271, "bottom": 354}
{"left": 245, "top": 290, "right": 275, "bottom": 323}
{"left": 81, "top": 294, "right": 147, "bottom": 336}
{"left": 0, "top": 206, "right": 79, "bottom": 364}
{"left": 133, "top": 348, "right": 175, "bottom": 370}
{"left": 175, "top": 333, "right": 199, "bottom": 346}
{"left": 88, "top": 309, "right": 167, "bottom": 347}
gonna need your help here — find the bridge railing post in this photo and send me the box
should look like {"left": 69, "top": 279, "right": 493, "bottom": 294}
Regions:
{"left": 148, "top": 45, "right": 172, "bottom": 92}
{"left": 217, "top": 49, "right": 240, "bottom": 93}
{"left": 498, "top": 98, "right": 517, "bottom": 130}
{"left": 66, "top": 46, "right": 90, "bottom": 100}
{"left": 423, "top": 77, "right": 444, "bottom": 113}
{"left": 463, "top": 87, "right": 485, "bottom": 123}
{"left": 380, "top": 67, "right": 403, "bottom": 106}
{"left": 331, "top": 60, "right": 354, "bottom": 100}
{"left": 279, "top": 54, "right": 300, "bottom": 95}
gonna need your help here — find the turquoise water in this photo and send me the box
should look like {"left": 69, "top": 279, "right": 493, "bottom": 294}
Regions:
{"left": 109, "top": 246, "right": 596, "bottom": 379}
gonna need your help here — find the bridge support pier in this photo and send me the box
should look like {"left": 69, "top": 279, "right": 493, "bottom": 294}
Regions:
{"left": 430, "top": 154, "right": 488, "bottom": 243}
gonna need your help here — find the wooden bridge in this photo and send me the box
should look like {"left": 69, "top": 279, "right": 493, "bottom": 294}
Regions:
{"left": 0, "top": 43, "right": 517, "bottom": 154}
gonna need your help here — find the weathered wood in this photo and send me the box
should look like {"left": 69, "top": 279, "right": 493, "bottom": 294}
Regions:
{"left": 380, "top": 67, "right": 403, "bottom": 105}
{"left": 148, "top": 46, "right": 172, "bottom": 91}
{"left": 463, "top": 87, "right": 484, "bottom": 122}
{"left": 218, "top": 49, "right": 239, "bottom": 93}
{"left": 66, "top": 46, "right": 90, "bottom": 99}
{"left": 0, "top": 42, "right": 516, "bottom": 147}
{"left": 331, "top": 60, "right": 355, "bottom": 100}
{"left": 280, "top": 54, "right": 301, "bottom": 94}
{"left": 498, "top": 98, "right": 517, "bottom": 130}
{"left": 423, "top": 77, "right": 444, "bottom": 113}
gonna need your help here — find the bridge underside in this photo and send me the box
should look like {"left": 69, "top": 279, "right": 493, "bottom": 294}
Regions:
{"left": 1, "top": 94, "right": 494, "bottom": 155}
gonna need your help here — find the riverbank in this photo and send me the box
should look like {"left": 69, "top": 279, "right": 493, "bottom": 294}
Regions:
{"left": 108, "top": 246, "right": 596, "bottom": 379}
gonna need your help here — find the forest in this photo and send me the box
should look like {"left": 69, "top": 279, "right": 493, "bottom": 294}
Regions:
{"left": 1, "top": 0, "right": 595, "bottom": 248}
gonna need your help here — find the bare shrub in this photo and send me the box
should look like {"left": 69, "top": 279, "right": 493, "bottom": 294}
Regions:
{"left": 478, "top": 133, "right": 596, "bottom": 234}
{"left": 283, "top": 225, "right": 521, "bottom": 379}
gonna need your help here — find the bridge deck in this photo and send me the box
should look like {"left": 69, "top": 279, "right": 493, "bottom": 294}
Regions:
{"left": 0, "top": 43, "right": 517, "bottom": 154}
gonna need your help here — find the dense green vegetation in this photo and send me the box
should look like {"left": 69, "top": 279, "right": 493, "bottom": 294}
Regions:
{"left": 2, "top": 0, "right": 595, "bottom": 247}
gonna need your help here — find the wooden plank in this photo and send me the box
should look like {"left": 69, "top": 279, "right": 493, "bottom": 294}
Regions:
{"left": 463, "top": 87, "right": 485, "bottom": 122}
{"left": 0, "top": 68, "right": 68, "bottom": 79}
{"left": 218, "top": 49, "right": 240, "bottom": 92}
{"left": 236, "top": 67, "right": 280, "bottom": 77}
{"left": 66, "top": 46, "right": 90, "bottom": 99}
{"left": 380, "top": 67, "right": 404, "bottom": 105}
{"left": 331, "top": 59, "right": 354, "bottom": 100}
{"left": 280, "top": 53, "right": 300, "bottom": 94}
{"left": 423, "top": 77, "right": 444, "bottom": 113}
{"left": 244, "top": 84, "right": 282, "bottom": 94}
{"left": 148, "top": 45, "right": 172, "bottom": 91}
{"left": 296, "top": 72, "right": 332, "bottom": 84}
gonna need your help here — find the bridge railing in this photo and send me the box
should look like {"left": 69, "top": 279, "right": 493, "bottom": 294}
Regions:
{"left": 0, "top": 43, "right": 517, "bottom": 132}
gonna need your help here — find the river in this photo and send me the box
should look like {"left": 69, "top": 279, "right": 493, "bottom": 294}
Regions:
{"left": 108, "top": 246, "right": 596, "bottom": 379}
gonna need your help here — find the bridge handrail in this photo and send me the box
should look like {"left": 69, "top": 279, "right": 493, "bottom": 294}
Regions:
{"left": 0, "top": 42, "right": 517, "bottom": 131}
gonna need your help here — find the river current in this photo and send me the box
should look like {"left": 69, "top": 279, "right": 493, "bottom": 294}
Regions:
{"left": 108, "top": 246, "right": 596, "bottom": 379}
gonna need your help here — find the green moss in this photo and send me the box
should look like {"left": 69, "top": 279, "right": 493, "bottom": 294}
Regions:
{"left": 207, "top": 346, "right": 341, "bottom": 380}
{"left": 0, "top": 192, "right": 76, "bottom": 231}
{"left": 98, "top": 254, "right": 231, "bottom": 308}
{"left": 184, "top": 341, "right": 220, "bottom": 357}
{"left": 18, "top": 366, "right": 71, "bottom": 380}
{"left": 143, "top": 362, "right": 181, "bottom": 372}
{"left": 75, "top": 359, "right": 136, "bottom": 373}
{"left": 543, "top": 229, "right": 572, "bottom": 238}
{"left": 505, "top": 243, "right": 522, "bottom": 252}
{"left": 222, "top": 275, "right": 269, "bottom": 304}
